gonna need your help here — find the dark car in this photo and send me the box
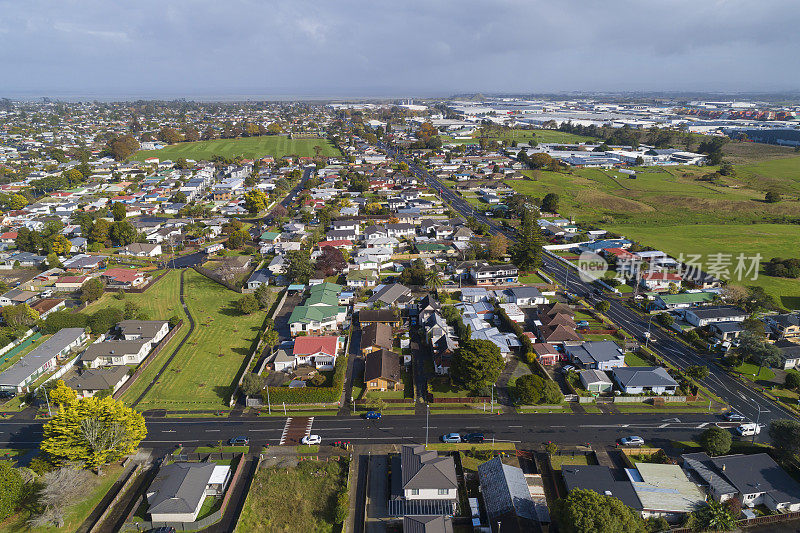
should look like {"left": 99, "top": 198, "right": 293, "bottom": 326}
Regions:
{"left": 228, "top": 436, "right": 249, "bottom": 446}
{"left": 463, "top": 433, "right": 485, "bottom": 443}
{"left": 0, "top": 391, "right": 14, "bottom": 400}
{"left": 724, "top": 411, "right": 746, "bottom": 422}
{"left": 363, "top": 411, "right": 382, "bottom": 420}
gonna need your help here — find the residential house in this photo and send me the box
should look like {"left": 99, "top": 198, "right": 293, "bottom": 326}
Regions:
{"left": 460, "top": 287, "right": 490, "bottom": 304}
{"left": 417, "top": 295, "right": 442, "bottom": 324}
{"left": 292, "top": 335, "right": 343, "bottom": 370}
{"left": 360, "top": 322, "right": 393, "bottom": 355}
{"left": 654, "top": 292, "right": 716, "bottom": 310}
{"left": 64, "top": 366, "right": 130, "bottom": 398}
{"left": 477, "top": 457, "right": 538, "bottom": 532}
{"left": 0, "top": 328, "right": 88, "bottom": 393}
{"left": 579, "top": 369, "right": 613, "bottom": 393}
{"left": 682, "top": 452, "right": 800, "bottom": 512}
{"left": 567, "top": 341, "right": 625, "bottom": 371}
{"left": 709, "top": 321, "right": 744, "bottom": 342}
{"left": 367, "top": 283, "right": 413, "bottom": 308}
{"left": 774, "top": 339, "right": 800, "bottom": 370}
{"left": 532, "top": 343, "right": 559, "bottom": 366}
{"left": 245, "top": 269, "right": 271, "bottom": 290}
{"left": 346, "top": 269, "right": 378, "bottom": 288}
{"left": 562, "top": 465, "right": 642, "bottom": 516}
{"left": 402, "top": 516, "right": 453, "bottom": 533}
{"left": 30, "top": 298, "right": 65, "bottom": 318}
{"left": 628, "top": 463, "right": 706, "bottom": 522}
{"left": 505, "top": 287, "right": 546, "bottom": 307}
{"left": 102, "top": 268, "right": 147, "bottom": 289}
{"left": 611, "top": 366, "right": 679, "bottom": 395}
{"left": 119, "top": 243, "right": 162, "bottom": 257}
{"left": 62, "top": 254, "right": 105, "bottom": 272}
{"left": 498, "top": 303, "right": 525, "bottom": 323}
{"left": 146, "top": 462, "right": 231, "bottom": 522}
{"left": 80, "top": 339, "right": 151, "bottom": 368}
{"left": 639, "top": 272, "right": 683, "bottom": 292}
{"left": 0, "top": 289, "right": 39, "bottom": 307}
{"left": 767, "top": 313, "right": 800, "bottom": 341}
{"left": 683, "top": 306, "right": 748, "bottom": 327}
{"left": 364, "top": 349, "right": 404, "bottom": 391}
{"left": 360, "top": 309, "right": 401, "bottom": 328}
{"left": 470, "top": 263, "right": 519, "bottom": 286}
{"left": 391, "top": 445, "right": 458, "bottom": 514}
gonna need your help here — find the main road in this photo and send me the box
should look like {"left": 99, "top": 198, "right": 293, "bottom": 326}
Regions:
{"left": 381, "top": 141, "right": 794, "bottom": 428}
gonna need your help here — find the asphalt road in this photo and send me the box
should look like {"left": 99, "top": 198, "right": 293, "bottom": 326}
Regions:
{"left": 380, "top": 141, "right": 795, "bottom": 428}
{"left": 0, "top": 412, "right": 733, "bottom": 451}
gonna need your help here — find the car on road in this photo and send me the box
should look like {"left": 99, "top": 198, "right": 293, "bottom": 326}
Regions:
{"left": 594, "top": 289, "right": 603, "bottom": 296}
{"left": 301, "top": 435, "right": 322, "bottom": 445}
{"left": 723, "top": 411, "right": 746, "bottom": 422}
{"left": 228, "top": 436, "right": 249, "bottom": 446}
{"left": 620, "top": 436, "right": 645, "bottom": 447}
{"left": 463, "top": 433, "right": 485, "bottom": 443}
{"left": 441, "top": 433, "right": 462, "bottom": 443}
{"left": 576, "top": 321, "right": 590, "bottom": 328}
{"left": 363, "top": 411, "right": 382, "bottom": 420}
{"left": 735, "top": 423, "right": 761, "bottom": 436}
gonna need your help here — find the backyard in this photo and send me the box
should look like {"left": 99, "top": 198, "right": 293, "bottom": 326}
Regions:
{"left": 235, "top": 459, "right": 348, "bottom": 533}
{"left": 132, "top": 136, "right": 341, "bottom": 161}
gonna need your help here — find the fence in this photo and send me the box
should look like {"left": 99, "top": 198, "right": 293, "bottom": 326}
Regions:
{"left": 0, "top": 330, "right": 38, "bottom": 365}
{"left": 671, "top": 510, "right": 800, "bottom": 533}
{"left": 112, "top": 320, "right": 184, "bottom": 399}
{"left": 87, "top": 463, "right": 141, "bottom": 533}
{"left": 431, "top": 396, "right": 490, "bottom": 404}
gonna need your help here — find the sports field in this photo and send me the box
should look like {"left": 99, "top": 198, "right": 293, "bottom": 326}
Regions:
{"left": 604, "top": 223, "right": 800, "bottom": 309}
{"left": 131, "top": 135, "right": 341, "bottom": 161}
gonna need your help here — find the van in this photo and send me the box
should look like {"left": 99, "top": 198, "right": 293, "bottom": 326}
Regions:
{"left": 735, "top": 423, "right": 761, "bottom": 436}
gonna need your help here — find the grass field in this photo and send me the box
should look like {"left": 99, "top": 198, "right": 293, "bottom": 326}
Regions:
{"left": 603, "top": 223, "right": 800, "bottom": 309}
{"left": 85, "top": 270, "right": 185, "bottom": 321}
{"left": 443, "top": 128, "right": 598, "bottom": 146}
{"left": 0, "top": 464, "right": 124, "bottom": 533}
{"left": 235, "top": 460, "right": 347, "bottom": 533}
{"left": 132, "top": 135, "right": 341, "bottom": 161}
{"left": 131, "top": 270, "right": 266, "bottom": 410}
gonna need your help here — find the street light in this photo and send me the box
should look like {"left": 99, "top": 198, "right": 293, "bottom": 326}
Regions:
{"left": 644, "top": 315, "right": 653, "bottom": 350}
{"left": 425, "top": 404, "right": 430, "bottom": 447}
{"left": 753, "top": 403, "right": 769, "bottom": 443}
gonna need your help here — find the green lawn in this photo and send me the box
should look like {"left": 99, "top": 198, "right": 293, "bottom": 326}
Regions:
{"left": 84, "top": 269, "right": 185, "bottom": 321}
{"left": 605, "top": 223, "right": 800, "bottom": 309}
{"left": 625, "top": 352, "right": 650, "bottom": 367}
{"left": 518, "top": 272, "right": 546, "bottom": 284}
{"left": 443, "top": 128, "right": 597, "bottom": 145}
{"left": 133, "top": 136, "right": 341, "bottom": 161}
{"left": 0, "top": 464, "right": 124, "bottom": 533}
{"left": 235, "top": 459, "right": 347, "bottom": 533}
{"left": 549, "top": 453, "right": 596, "bottom": 471}
{"left": 734, "top": 363, "right": 776, "bottom": 382}
{"left": 134, "top": 270, "right": 266, "bottom": 410}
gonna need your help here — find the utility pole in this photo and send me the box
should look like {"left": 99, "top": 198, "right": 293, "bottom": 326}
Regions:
{"left": 38, "top": 386, "right": 52, "bottom": 418}
{"left": 425, "top": 404, "right": 430, "bottom": 447}
{"left": 266, "top": 384, "right": 271, "bottom": 414}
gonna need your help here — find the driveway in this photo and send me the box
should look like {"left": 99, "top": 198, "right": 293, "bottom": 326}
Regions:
{"left": 273, "top": 293, "right": 302, "bottom": 342}
{"left": 365, "top": 454, "right": 389, "bottom": 533}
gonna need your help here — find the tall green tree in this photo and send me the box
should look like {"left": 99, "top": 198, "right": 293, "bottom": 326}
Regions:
{"left": 285, "top": 249, "right": 314, "bottom": 284}
{"left": 769, "top": 419, "right": 800, "bottom": 460}
{"left": 450, "top": 339, "right": 504, "bottom": 392}
{"left": 553, "top": 488, "right": 645, "bottom": 533}
{"left": 699, "top": 426, "right": 732, "bottom": 456}
{"left": 541, "top": 193, "right": 560, "bottom": 213}
{"left": 0, "top": 462, "right": 23, "bottom": 520}
{"left": 111, "top": 202, "right": 126, "bottom": 221}
{"left": 511, "top": 208, "right": 543, "bottom": 270}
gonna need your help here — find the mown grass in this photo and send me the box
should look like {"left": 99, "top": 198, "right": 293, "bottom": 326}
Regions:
{"left": 84, "top": 269, "right": 185, "bottom": 321}
{"left": 133, "top": 136, "right": 341, "bottom": 161}
{"left": 135, "top": 270, "right": 266, "bottom": 410}
{"left": 235, "top": 459, "right": 347, "bottom": 533}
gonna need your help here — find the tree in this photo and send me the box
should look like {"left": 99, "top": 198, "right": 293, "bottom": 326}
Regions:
{"left": 262, "top": 330, "right": 279, "bottom": 356}
{"left": 737, "top": 331, "right": 782, "bottom": 377}
{"left": 244, "top": 189, "right": 267, "bottom": 214}
{"left": 542, "top": 193, "right": 560, "bottom": 213}
{"left": 699, "top": 426, "right": 732, "bottom": 456}
{"left": 511, "top": 208, "right": 543, "bottom": 270}
{"left": 686, "top": 500, "right": 737, "bottom": 532}
{"left": 769, "top": 419, "right": 800, "bottom": 460}
{"left": 111, "top": 202, "right": 126, "bottom": 221}
{"left": 80, "top": 278, "right": 105, "bottom": 303}
{"left": 29, "top": 467, "right": 91, "bottom": 528}
{"left": 90, "top": 219, "right": 111, "bottom": 243}
{"left": 553, "top": 488, "right": 646, "bottom": 533}
{"left": 88, "top": 307, "right": 124, "bottom": 334}
{"left": 1, "top": 304, "right": 39, "bottom": 327}
{"left": 285, "top": 249, "right": 314, "bottom": 284}
{"left": 49, "top": 380, "right": 77, "bottom": 409}
{"left": 656, "top": 312, "right": 674, "bottom": 327}
{"left": 316, "top": 247, "right": 347, "bottom": 276}
{"left": 595, "top": 300, "right": 610, "bottom": 314}
{"left": 0, "top": 462, "right": 23, "bottom": 521}
{"left": 785, "top": 371, "right": 800, "bottom": 391}
{"left": 645, "top": 516, "right": 669, "bottom": 533}
{"left": 42, "top": 310, "right": 89, "bottom": 334}
{"left": 450, "top": 339, "right": 504, "bottom": 392}
{"left": 487, "top": 234, "right": 508, "bottom": 260}
{"left": 765, "top": 191, "right": 782, "bottom": 203}
{"left": 515, "top": 374, "right": 545, "bottom": 405}
{"left": 104, "top": 134, "right": 139, "bottom": 161}
{"left": 157, "top": 127, "right": 183, "bottom": 144}
{"left": 685, "top": 365, "right": 709, "bottom": 381}
{"left": 237, "top": 294, "right": 259, "bottom": 315}
{"left": 254, "top": 284, "right": 273, "bottom": 308}
{"left": 425, "top": 269, "right": 444, "bottom": 294}
{"left": 49, "top": 234, "right": 71, "bottom": 255}
{"left": 542, "top": 380, "right": 563, "bottom": 404}
{"left": 110, "top": 220, "right": 138, "bottom": 246}
{"left": 241, "top": 374, "right": 266, "bottom": 396}
{"left": 40, "top": 394, "right": 147, "bottom": 472}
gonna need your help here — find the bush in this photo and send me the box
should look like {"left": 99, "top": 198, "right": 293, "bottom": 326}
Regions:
{"left": 699, "top": 426, "right": 732, "bottom": 456}
{"left": 595, "top": 300, "right": 610, "bottom": 314}
{"left": 263, "top": 355, "right": 348, "bottom": 404}
{"left": 168, "top": 314, "right": 181, "bottom": 329}
{"left": 334, "top": 489, "right": 349, "bottom": 524}
{"left": 785, "top": 372, "right": 800, "bottom": 391}
{"left": 0, "top": 462, "right": 23, "bottom": 520}
{"left": 237, "top": 294, "right": 259, "bottom": 315}
{"left": 42, "top": 310, "right": 89, "bottom": 334}
{"left": 88, "top": 307, "right": 124, "bottom": 335}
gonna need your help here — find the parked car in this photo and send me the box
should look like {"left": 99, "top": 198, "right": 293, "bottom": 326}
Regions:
{"left": 723, "top": 411, "right": 746, "bottom": 422}
{"left": 620, "top": 436, "right": 645, "bottom": 447}
{"left": 441, "top": 433, "right": 462, "bottom": 443}
{"left": 463, "top": 433, "right": 485, "bottom": 443}
{"left": 576, "top": 321, "right": 590, "bottom": 328}
{"left": 302, "top": 435, "right": 322, "bottom": 445}
{"left": 363, "top": 411, "right": 382, "bottom": 420}
{"left": 735, "top": 423, "right": 761, "bottom": 437}
{"left": 561, "top": 365, "right": 576, "bottom": 374}
{"left": 228, "top": 436, "right": 249, "bottom": 446}
{"left": 0, "top": 391, "right": 14, "bottom": 400}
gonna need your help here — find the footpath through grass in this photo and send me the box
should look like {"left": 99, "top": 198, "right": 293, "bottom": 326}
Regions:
{"left": 135, "top": 270, "right": 266, "bottom": 411}
{"left": 235, "top": 459, "right": 347, "bottom": 533}
{"left": 133, "top": 136, "right": 341, "bottom": 161}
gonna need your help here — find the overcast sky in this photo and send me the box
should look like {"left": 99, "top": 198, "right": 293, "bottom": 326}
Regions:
{"left": 1, "top": 0, "right": 798, "bottom": 98}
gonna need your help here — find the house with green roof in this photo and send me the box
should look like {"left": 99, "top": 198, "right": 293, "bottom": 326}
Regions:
{"left": 309, "top": 282, "right": 342, "bottom": 294}
{"left": 288, "top": 304, "right": 347, "bottom": 335}
{"left": 415, "top": 242, "right": 449, "bottom": 256}
{"left": 346, "top": 269, "right": 378, "bottom": 288}
{"left": 259, "top": 231, "right": 281, "bottom": 243}
{"left": 654, "top": 291, "right": 716, "bottom": 310}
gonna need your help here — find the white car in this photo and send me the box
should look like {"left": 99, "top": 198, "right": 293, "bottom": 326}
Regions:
{"left": 620, "top": 436, "right": 645, "bottom": 447}
{"left": 301, "top": 435, "right": 321, "bottom": 445}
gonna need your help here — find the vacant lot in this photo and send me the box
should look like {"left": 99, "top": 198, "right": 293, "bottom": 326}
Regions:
{"left": 85, "top": 270, "right": 184, "bottom": 321}
{"left": 604, "top": 223, "right": 800, "bottom": 309}
{"left": 130, "top": 270, "right": 265, "bottom": 410}
{"left": 444, "top": 128, "right": 597, "bottom": 146}
{"left": 236, "top": 460, "right": 347, "bottom": 533}
{"left": 132, "top": 136, "right": 341, "bottom": 161}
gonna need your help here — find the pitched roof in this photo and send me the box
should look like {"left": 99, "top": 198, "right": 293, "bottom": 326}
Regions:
{"left": 403, "top": 515, "right": 454, "bottom": 533}
{"left": 612, "top": 366, "right": 679, "bottom": 388}
{"left": 401, "top": 445, "right": 458, "bottom": 491}
{"left": 292, "top": 336, "right": 339, "bottom": 357}
{"left": 64, "top": 366, "right": 129, "bottom": 392}
{"left": 359, "top": 309, "right": 398, "bottom": 323}
{"left": 367, "top": 283, "right": 411, "bottom": 305}
{"left": 147, "top": 462, "right": 215, "bottom": 515}
{"left": 360, "top": 322, "right": 393, "bottom": 351}
{"left": 364, "top": 349, "right": 402, "bottom": 384}
{"left": 562, "top": 464, "right": 642, "bottom": 510}
{"left": 478, "top": 457, "right": 537, "bottom": 521}
{"left": 709, "top": 453, "right": 800, "bottom": 504}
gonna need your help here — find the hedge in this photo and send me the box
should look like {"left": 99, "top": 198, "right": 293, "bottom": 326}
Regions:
{"left": 262, "top": 354, "right": 348, "bottom": 404}
{"left": 496, "top": 306, "right": 534, "bottom": 359}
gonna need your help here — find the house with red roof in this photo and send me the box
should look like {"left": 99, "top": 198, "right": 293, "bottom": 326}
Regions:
{"left": 639, "top": 272, "right": 683, "bottom": 292}
{"left": 291, "top": 335, "right": 344, "bottom": 370}
{"left": 101, "top": 268, "right": 147, "bottom": 289}
{"left": 319, "top": 240, "right": 353, "bottom": 249}
{"left": 0, "top": 232, "right": 18, "bottom": 244}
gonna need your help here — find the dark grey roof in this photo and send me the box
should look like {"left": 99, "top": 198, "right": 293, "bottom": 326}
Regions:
{"left": 775, "top": 339, "right": 800, "bottom": 359}
{"left": 367, "top": 283, "right": 411, "bottom": 305}
{"left": 561, "top": 464, "right": 642, "bottom": 510}
{"left": 772, "top": 314, "right": 800, "bottom": 328}
{"left": 507, "top": 286, "right": 543, "bottom": 299}
{"left": 147, "top": 462, "right": 215, "bottom": 515}
{"left": 688, "top": 305, "right": 747, "bottom": 320}
{"left": 478, "top": 457, "right": 537, "bottom": 521}
{"left": 710, "top": 453, "right": 800, "bottom": 504}
{"left": 569, "top": 341, "right": 624, "bottom": 366}
{"left": 612, "top": 366, "right": 679, "bottom": 388}
{"left": 402, "top": 515, "right": 453, "bottom": 533}
{"left": 247, "top": 268, "right": 271, "bottom": 285}
{"left": 711, "top": 321, "right": 744, "bottom": 333}
{"left": 360, "top": 322, "right": 393, "bottom": 352}
{"left": 79, "top": 339, "right": 149, "bottom": 362}
{"left": 401, "top": 445, "right": 458, "bottom": 491}
{"left": 116, "top": 320, "right": 168, "bottom": 340}
{"left": 64, "top": 366, "right": 128, "bottom": 392}
{"left": 681, "top": 452, "right": 737, "bottom": 497}
{"left": 364, "top": 349, "right": 402, "bottom": 384}
{"left": 0, "top": 328, "right": 86, "bottom": 387}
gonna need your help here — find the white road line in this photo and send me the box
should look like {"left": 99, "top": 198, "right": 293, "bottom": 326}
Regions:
{"left": 509, "top": 425, "right": 523, "bottom": 428}
{"left": 205, "top": 429, "right": 220, "bottom": 432}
